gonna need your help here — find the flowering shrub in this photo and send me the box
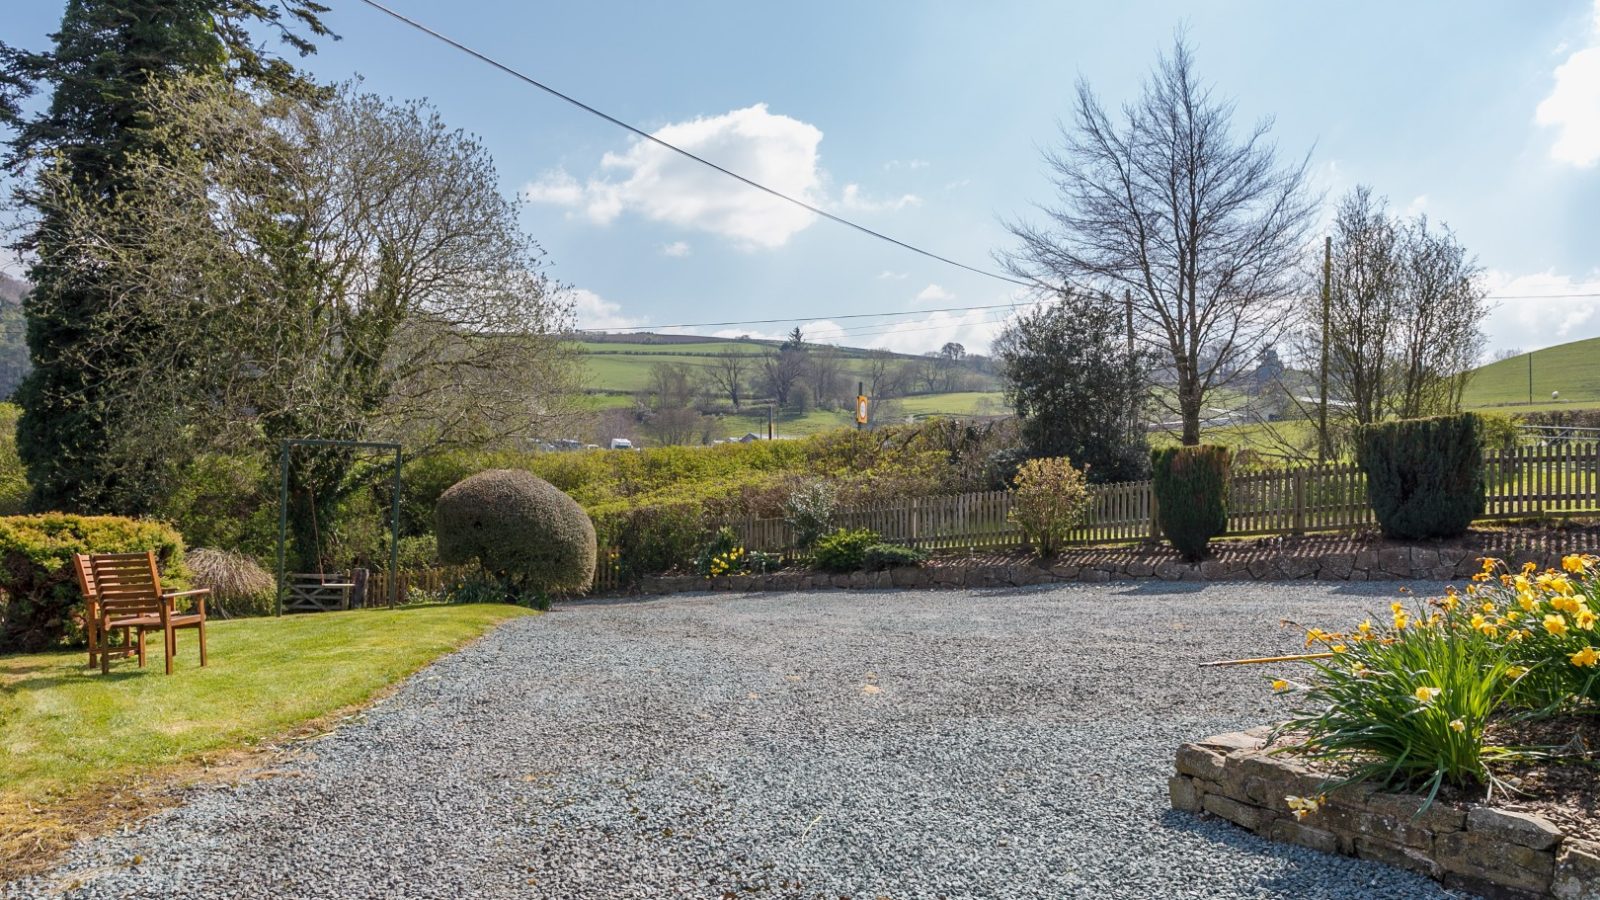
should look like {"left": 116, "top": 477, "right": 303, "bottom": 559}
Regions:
{"left": 783, "top": 480, "right": 838, "bottom": 551}
{"left": 1274, "top": 554, "right": 1600, "bottom": 802}
{"left": 1008, "top": 456, "right": 1092, "bottom": 557}
{"left": 695, "top": 526, "right": 779, "bottom": 578}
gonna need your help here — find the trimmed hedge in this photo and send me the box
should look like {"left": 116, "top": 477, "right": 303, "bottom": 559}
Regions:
{"left": 1358, "top": 414, "right": 1485, "bottom": 540}
{"left": 0, "top": 514, "right": 187, "bottom": 652}
{"left": 1151, "top": 445, "right": 1231, "bottom": 561}
{"left": 435, "top": 469, "right": 596, "bottom": 605}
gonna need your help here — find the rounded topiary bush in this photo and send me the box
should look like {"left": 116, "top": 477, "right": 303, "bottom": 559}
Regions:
{"left": 434, "top": 469, "right": 596, "bottom": 606}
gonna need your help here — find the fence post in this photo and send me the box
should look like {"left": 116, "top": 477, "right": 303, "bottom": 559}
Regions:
{"left": 1147, "top": 483, "right": 1160, "bottom": 542}
{"left": 909, "top": 497, "right": 920, "bottom": 549}
{"left": 1292, "top": 469, "right": 1307, "bottom": 534}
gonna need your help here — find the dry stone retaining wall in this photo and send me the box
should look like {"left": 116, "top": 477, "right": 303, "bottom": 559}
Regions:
{"left": 1170, "top": 729, "right": 1600, "bottom": 900}
{"left": 632, "top": 533, "right": 1596, "bottom": 596}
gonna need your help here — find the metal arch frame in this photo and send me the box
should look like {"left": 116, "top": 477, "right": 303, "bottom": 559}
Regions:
{"left": 275, "top": 438, "right": 403, "bottom": 616}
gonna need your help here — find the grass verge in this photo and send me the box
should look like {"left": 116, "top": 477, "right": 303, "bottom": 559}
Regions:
{"left": 0, "top": 603, "right": 533, "bottom": 879}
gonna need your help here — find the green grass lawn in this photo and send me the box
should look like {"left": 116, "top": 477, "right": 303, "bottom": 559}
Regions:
{"left": 0, "top": 603, "right": 531, "bottom": 870}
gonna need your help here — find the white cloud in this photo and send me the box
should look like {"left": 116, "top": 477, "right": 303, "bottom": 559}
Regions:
{"left": 915, "top": 283, "right": 956, "bottom": 304}
{"left": 877, "top": 270, "right": 909, "bottom": 281}
{"left": 1536, "top": 2, "right": 1600, "bottom": 167}
{"left": 1404, "top": 195, "right": 1429, "bottom": 216}
{"left": 570, "top": 288, "right": 647, "bottom": 331}
{"left": 884, "top": 158, "right": 929, "bottom": 170}
{"left": 838, "top": 183, "right": 921, "bottom": 212}
{"left": 660, "top": 241, "right": 692, "bottom": 258}
{"left": 523, "top": 104, "right": 823, "bottom": 249}
{"left": 706, "top": 293, "right": 1041, "bottom": 356}
{"left": 1481, "top": 269, "right": 1600, "bottom": 356}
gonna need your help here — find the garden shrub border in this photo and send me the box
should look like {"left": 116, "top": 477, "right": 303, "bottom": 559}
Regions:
{"left": 619, "top": 531, "right": 1600, "bottom": 596}
{"left": 1170, "top": 728, "right": 1599, "bottom": 899}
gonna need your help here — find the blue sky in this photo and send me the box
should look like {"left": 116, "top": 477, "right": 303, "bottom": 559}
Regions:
{"left": 6, "top": 1, "right": 1600, "bottom": 357}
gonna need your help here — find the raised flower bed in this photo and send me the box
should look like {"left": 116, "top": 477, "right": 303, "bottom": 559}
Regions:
{"left": 1172, "top": 555, "right": 1600, "bottom": 899}
{"left": 1170, "top": 727, "right": 1598, "bottom": 899}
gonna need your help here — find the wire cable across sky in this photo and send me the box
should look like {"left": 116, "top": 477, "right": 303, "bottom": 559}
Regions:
{"left": 355, "top": 0, "right": 1032, "bottom": 289}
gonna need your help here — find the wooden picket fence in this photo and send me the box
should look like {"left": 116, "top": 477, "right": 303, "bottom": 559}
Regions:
{"left": 720, "top": 443, "right": 1600, "bottom": 554}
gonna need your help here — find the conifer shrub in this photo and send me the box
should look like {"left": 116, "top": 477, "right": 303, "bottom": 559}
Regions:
{"left": 1150, "top": 445, "right": 1231, "bottom": 561}
{"left": 0, "top": 514, "right": 187, "bottom": 652}
{"left": 1358, "top": 414, "right": 1485, "bottom": 540}
{"left": 435, "top": 469, "right": 596, "bottom": 607}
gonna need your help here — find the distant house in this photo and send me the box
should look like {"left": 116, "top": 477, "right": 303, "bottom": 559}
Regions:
{"left": 736, "top": 432, "right": 763, "bottom": 443}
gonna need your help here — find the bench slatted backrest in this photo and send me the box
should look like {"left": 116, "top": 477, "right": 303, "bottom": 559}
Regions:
{"left": 89, "top": 551, "right": 164, "bottom": 619}
{"left": 72, "top": 554, "right": 97, "bottom": 608}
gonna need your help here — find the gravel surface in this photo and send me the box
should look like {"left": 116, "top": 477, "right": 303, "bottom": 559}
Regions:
{"left": 6, "top": 582, "right": 1468, "bottom": 899}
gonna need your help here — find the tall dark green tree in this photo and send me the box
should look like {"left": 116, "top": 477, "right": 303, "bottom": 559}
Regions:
{"left": 1, "top": 0, "right": 329, "bottom": 513}
{"left": 993, "top": 292, "right": 1151, "bottom": 483}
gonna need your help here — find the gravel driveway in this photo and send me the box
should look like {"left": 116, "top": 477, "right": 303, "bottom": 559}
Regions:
{"left": 7, "top": 583, "right": 1464, "bottom": 900}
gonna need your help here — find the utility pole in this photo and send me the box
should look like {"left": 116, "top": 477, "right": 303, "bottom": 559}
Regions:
{"left": 767, "top": 402, "right": 775, "bottom": 441}
{"left": 1318, "top": 236, "right": 1331, "bottom": 462}
{"left": 1124, "top": 289, "right": 1134, "bottom": 357}
{"left": 1529, "top": 351, "right": 1534, "bottom": 405}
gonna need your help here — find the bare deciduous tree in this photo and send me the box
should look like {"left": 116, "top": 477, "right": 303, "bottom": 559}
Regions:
{"left": 1002, "top": 35, "right": 1317, "bottom": 445}
{"left": 34, "top": 79, "right": 577, "bottom": 566}
{"left": 1296, "top": 186, "right": 1487, "bottom": 448}
{"left": 706, "top": 345, "right": 749, "bottom": 409}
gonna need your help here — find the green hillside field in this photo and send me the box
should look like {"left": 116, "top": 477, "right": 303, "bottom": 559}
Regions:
{"left": 1463, "top": 337, "right": 1600, "bottom": 409}
{"left": 570, "top": 334, "right": 1005, "bottom": 424}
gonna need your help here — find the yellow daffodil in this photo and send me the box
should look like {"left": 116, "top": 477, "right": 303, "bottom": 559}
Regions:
{"left": 1571, "top": 646, "right": 1600, "bottom": 668}
{"left": 1449, "top": 719, "right": 1466, "bottom": 733}
{"left": 1331, "top": 644, "right": 1347, "bottom": 654}
{"left": 1357, "top": 619, "right": 1373, "bottom": 635}
{"left": 1565, "top": 554, "right": 1590, "bottom": 574}
{"left": 1271, "top": 679, "right": 1289, "bottom": 692}
{"left": 1578, "top": 610, "right": 1598, "bottom": 631}
{"left": 1519, "top": 591, "right": 1539, "bottom": 612}
{"left": 1545, "top": 614, "right": 1569, "bottom": 637}
{"left": 1507, "top": 666, "right": 1528, "bottom": 679}
{"left": 1414, "top": 686, "right": 1442, "bottom": 703}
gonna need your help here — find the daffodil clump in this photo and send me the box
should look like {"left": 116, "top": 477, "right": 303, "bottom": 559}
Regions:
{"left": 707, "top": 546, "right": 748, "bottom": 578}
{"left": 1271, "top": 554, "right": 1600, "bottom": 804}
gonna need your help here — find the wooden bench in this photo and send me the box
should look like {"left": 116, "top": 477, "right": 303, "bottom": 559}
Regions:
{"left": 88, "top": 551, "right": 210, "bottom": 675}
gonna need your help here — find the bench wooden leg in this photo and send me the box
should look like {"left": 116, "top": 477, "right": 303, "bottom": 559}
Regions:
{"left": 197, "top": 622, "right": 207, "bottom": 668}
{"left": 137, "top": 630, "right": 146, "bottom": 669}
{"left": 164, "top": 627, "right": 174, "bottom": 676}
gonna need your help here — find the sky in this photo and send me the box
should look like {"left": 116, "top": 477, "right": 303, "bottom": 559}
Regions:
{"left": 5, "top": 0, "right": 1600, "bottom": 358}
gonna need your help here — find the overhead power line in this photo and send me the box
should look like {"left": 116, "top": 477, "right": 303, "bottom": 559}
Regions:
{"left": 355, "top": 0, "right": 1031, "bottom": 289}
{"left": 583, "top": 300, "right": 1035, "bottom": 334}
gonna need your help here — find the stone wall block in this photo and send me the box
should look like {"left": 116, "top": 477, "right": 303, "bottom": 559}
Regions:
{"left": 1202, "top": 793, "right": 1262, "bottom": 831}
{"left": 1436, "top": 831, "right": 1555, "bottom": 895}
{"left": 1468, "top": 808, "right": 1563, "bottom": 851}
{"left": 1554, "top": 839, "right": 1600, "bottom": 900}
{"left": 1168, "top": 775, "right": 1201, "bottom": 812}
{"left": 1268, "top": 818, "right": 1340, "bottom": 854}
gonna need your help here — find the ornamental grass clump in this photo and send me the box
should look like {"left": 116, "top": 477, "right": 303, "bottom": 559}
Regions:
{"left": 1008, "top": 456, "right": 1091, "bottom": 557}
